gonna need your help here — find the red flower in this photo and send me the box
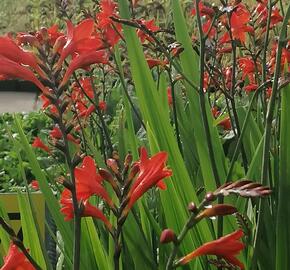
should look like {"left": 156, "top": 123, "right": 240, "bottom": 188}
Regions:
{"left": 47, "top": 24, "right": 64, "bottom": 46}
{"left": 177, "top": 229, "right": 245, "bottom": 269}
{"left": 32, "top": 137, "right": 50, "bottom": 153}
{"left": 30, "top": 180, "right": 39, "bottom": 191}
{"left": 96, "top": 0, "right": 122, "bottom": 46}
{"left": 244, "top": 84, "right": 258, "bottom": 93}
{"left": 219, "top": 4, "right": 254, "bottom": 44}
{"left": 211, "top": 107, "right": 232, "bottom": 130}
{"left": 0, "top": 36, "right": 46, "bottom": 78}
{"left": 202, "top": 19, "right": 216, "bottom": 39}
{"left": 254, "top": 3, "right": 283, "bottom": 29}
{"left": 74, "top": 156, "right": 114, "bottom": 207}
{"left": 237, "top": 57, "right": 257, "bottom": 80}
{"left": 60, "top": 50, "right": 108, "bottom": 86}
{"left": 191, "top": 2, "right": 215, "bottom": 18}
{"left": 78, "top": 77, "right": 94, "bottom": 99}
{"left": 219, "top": 117, "right": 232, "bottom": 130}
{"left": 50, "top": 127, "right": 80, "bottom": 145}
{"left": 98, "top": 100, "right": 107, "bottom": 111}
{"left": 0, "top": 56, "right": 48, "bottom": 95}
{"left": 96, "top": 0, "right": 118, "bottom": 28}
{"left": 125, "top": 147, "right": 172, "bottom": 211}
{"left": 60, "top": 189, "right": 112, "bottom": 230}
{"left": 56, "top": 19, "right": 103, "bottom": 68}
{"left": 39, "top": 94, "right": 51, "bottom": 109}
{"left": 1, "top": 243, "right": 35, "bottom": 270}
{"left": 137, "top": 19, "right": 159, "bottom": 43}
{"left": 146, "top": 58, "right": 167, "bottom": 69}
{"left": 85, "top": 104, "right": 96, "bottom": 117}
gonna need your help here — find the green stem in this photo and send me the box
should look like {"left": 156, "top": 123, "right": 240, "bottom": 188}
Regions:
{"left": 0, "top": 217, "right": 42, "bottom": 270}
{"left": 167, "top": 68, "right": 183, "bottom": 156}
{"left": 226, "top": 81, "right": 271, "bottom": 181}
{"left": 253, "top": 4, "right": 290, "bottom": 267}
{"left": 165, "top": 199, "right": 208, "bottom": 270}
{"left": 195, "top": 0, "right": 220, "bottom": 188}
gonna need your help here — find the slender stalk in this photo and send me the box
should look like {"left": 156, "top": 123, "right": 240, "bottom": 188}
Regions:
{"left": 261, "top": 4, "right": 290, "bottom": 186}
{"left": 195, "top": 0, "right": 220, "bottom": 188}
{"left": 55, "top": 101, "right": 81, "bottom": 270}
{"left": 227, "top": 23, "right": 248, "bottom": 172}
{"left": 165, "top": 198, "right": 208, "bottom": 269}
{"left": 112, "top": 52, "right": 146, "bottom": 130}
{"left": 110, "top": 16, "right": 200, "bottom": 93}
{"left": 195, "top": 0, "right": 223, "bottom": 244}
{"left": 0, "top": 217, "right": 42, "bottom": 270}
{"left": 226, "top": 81, "right": 271, "bottom": 181}
{"left": 89, "top": 74, "right": 114, "bottom": 156}
{"left": 167, "top": 68, "right": 183, "bottom": 155}
{"left": 253, "top": 5, "right": 290, "bottom": 267}
{"left": 261, "top": 0, "right": 273, "bottom": 116}
{"left": 50, "top": 64, "right": 82, "bottom": 269}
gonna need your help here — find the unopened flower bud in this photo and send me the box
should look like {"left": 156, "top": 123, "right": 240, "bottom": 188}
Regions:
{"left": 187, "top": 202, "right": 197, "bottom": 213}
{"left": 128, "top": 164, "right": 140, "bottom": 181}
{"left": 107, "top": 158, "right": 119, "bottom": 174}
{"left": 53, "top": 35, "right": 66, "bottom": 54}
{"left": 124, "top": 153, "right": 133, "bottom": 167}
{"left": 160, "top": 229, "right": 177, "bottom": 244}
{"left": 196, "top": 204, "right": 237, "bottom": 220}
{"left": 99, "top": 168, "right": 114, "bottom": 182}
{"left": 205, "top": 192, "right": 216, "bottom": 202}
{"left": 40, "top": 27, "right": 48, "bottom": 41}
{"left": 112, "top": 151, "right": 119, "bottom": 160}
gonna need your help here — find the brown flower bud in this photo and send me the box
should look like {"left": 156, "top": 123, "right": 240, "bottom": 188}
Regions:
{"left": 107, "top": 158, "right": 119, "bottom": 174}
{"left": 205, "top": 192, "right": 216, "bottom": 202}
{"left": 160, "top": 229, "right": 177, "bottom": 244}
{"left": 196, "top": 204, "right": 237, "bottom": 220}
{"left": 187, "top": 202, "right": 197, "bottom": 213}
{"left": 124, "top": 153, "right": 133, "bottom": 167}
{"left": 112, "top": 151, "right": 119, "bottom": 160}
{"left": 99, "top": 168, "right": 114, "bottom": 182}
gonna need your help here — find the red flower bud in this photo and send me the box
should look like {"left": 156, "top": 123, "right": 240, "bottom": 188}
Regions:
{"left": 160, "top": 229, "right": 177, "bottom": 244}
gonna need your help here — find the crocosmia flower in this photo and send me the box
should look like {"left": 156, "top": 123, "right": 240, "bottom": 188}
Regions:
{"left": 32, "top": 137, "right": 50, "bottom": 153}
{"left": 177, "top": 229, "right": 245, "bottom": 269}
{"left": 1, "top": 243, "right": 35, "bottom": 270}
{"left": 125, "top": 147, "right": 172, "bottom": 211}
{"left": 60, "top": 189, "right": 112, "bottom": 231}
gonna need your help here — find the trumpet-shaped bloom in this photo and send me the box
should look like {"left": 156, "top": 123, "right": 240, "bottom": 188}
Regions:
{"left": 191, "top": 2, "right": 215, "bottom": 18}
{"left": 219, "top": 4, "right": 254, "bottom": 44}
{"left": 0, "top": 36, "right": 45, "bottom": 78}
{"left": 96, "top": 0, "right": 118, "bottom": 28}
{"left": 178, "top": 229, "right": 245, "bottom": 269}
{"left": 137, "top": 19, "right": 159, "bottom": 43}
{"left": 126, "top": 147, "right": 172, "bottom": 210}
{"left": 50, "top": 126, "right": 80, "bottom": 145}
{"left": 60, "top": 189, "right": 112, "bottom": 230}
{"left": 1, "top": 243, "right": 35, "bottom": 270}
{"left": 60, "top": 50, "right": 108, "bottom": 86}
{"left": 96, "top": 0, "right": 122, "bottom": 46}
{"left": 74, "top": 156, "right": 114, "bottom": 207}
{"left": 32, "top": 137, "right": 50, "bottom": 153}
{"left": 56, "top": 19, "right": 103, "bottom": 68}
{"left": 237, "top": 57, "right": 258, "bottom": 81}
{"left": 0, "top": 56, "right": 48, "bottom": 94}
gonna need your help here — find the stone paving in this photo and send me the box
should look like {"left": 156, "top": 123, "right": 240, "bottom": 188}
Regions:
{"left": 0, "top": 91, "right": 37, "bottom": 114}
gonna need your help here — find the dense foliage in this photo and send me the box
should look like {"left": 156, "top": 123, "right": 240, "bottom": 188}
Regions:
{"left": 0, "top": 0, "right": 289, "bottom": 270}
